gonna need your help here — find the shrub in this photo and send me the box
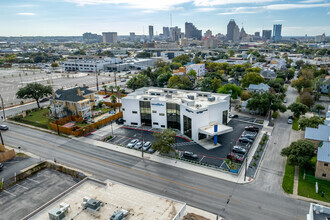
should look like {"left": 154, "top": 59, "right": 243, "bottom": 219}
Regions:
{"left": 253, "top": 162, "right": 256, "bottom": 167}
{"left": 272, "top": 111, "right": 279, "bottom": 119}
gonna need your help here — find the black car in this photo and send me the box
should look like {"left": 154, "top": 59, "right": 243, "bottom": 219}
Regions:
{"left": 183, "top": 151, "right": 198, "bottom": 160}
{"left": 245, "top": 126, "right": 259, "bottom": 132}
{"left": 116, "top": 118, "right": 124, "bottom": 124}
{"left": 239, "top": 137, "right": 254, "bottom": 143}
{"left": 0, "top": 162, "right": 3, "bottom": 171}
{"left": 0, "top": 125, "right": 8, "bottom": 130}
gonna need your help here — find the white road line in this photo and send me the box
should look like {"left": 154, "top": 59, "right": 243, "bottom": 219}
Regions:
{"left": 3, "top": 190, "right": 16, "bottom": 196}
{"left": 16, "top": 183, "right": 29, "bottom": 190}
{"left": 199, "top": 156, "right": 205, "bottom": 163}
{"left": 27, "top": 178, "right": 40, "bottom": 184}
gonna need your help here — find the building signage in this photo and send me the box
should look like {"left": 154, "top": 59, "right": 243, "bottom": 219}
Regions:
{"left": 151, "top": 103, "right": 164, "bottom": 106}
{"left": 196, "top": 109, "right": 208, "bottom": 114}
{"left": 186, "top": 109, "right": 194, "bottom": 113}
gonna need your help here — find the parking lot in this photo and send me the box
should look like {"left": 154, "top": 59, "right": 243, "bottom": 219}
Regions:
{"left": 0, "top": 168, "right": 78, "bottom": 219}
{"left": 0, "top": 157, "right": 40, "bottom": 180}
{"left": 107, "top": 119, "right": 262, "bottom": 168}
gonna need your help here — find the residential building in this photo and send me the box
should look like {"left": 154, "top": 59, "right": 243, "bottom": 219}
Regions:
{"left": 185, "top": 22, "right": 202, "bottom": 40}
{"left": 262, "top": 30, "right": 272, "bottom": 41}
{"left": 149, "top": 25, "right": 154, "bottom": 42}
{"left": 50, "top": 87, "right": 95, "bottom": 118}
{"left": 129, "top": 32, "right": 135, "bottom": 41}
{"left": 315, "top": 142, "right": 330, "bottom": 180}
{"left": 273, "top": 24, "right": 282, "bottom": 42}
{"left": 173, "top": 67, "right": 187, "bottom": 75}
{"left": 325, "top": 104, "right": 330, "bottom": 126}
{"left": 102, "top": 32, "right": 118, "bottom": 44}
{"left": 24, "top": 177, "right": 187, "bottom": 220}
{"left": 172, "top": 63, "right": 206, "bottom": 77}
{"left": 63, "top": 56, "right": 121, "bottom": 72}
{"left": 260, "top": 69, "right": 277, "bottom": 80}
{"left": 320, "top": 76, "right": 330, "bottom": 94}
{"left": 122, "top": 87, "right": 232, "bottom": 142}
{"left": 160, "top": 51, "right": 185, "bottom": 59}
{"left": 307, "top": 203, "right": 330, "bottom": 220}
{"left": 248, "top": 83, "right": 270, "bottom": 93}
{"left": 82, "top": 32, "right": 102, "bottom": 43}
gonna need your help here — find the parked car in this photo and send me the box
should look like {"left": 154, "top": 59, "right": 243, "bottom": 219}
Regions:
{"left": 239, "top": 137, "right": 254, "bottom": 143}
{"left": 182, "top": 151, "right": 198, "bottom": 160}
{"left": 229, "top": 113, "right": 238, "bottom": 118}
{"left": 120, "top": 78, "right": 126, "bottom": 82}
{"left": 103, "top": 95, "right": 110, "bottom": 98}
{"left": 40, "top": 97, "right": 49, "bottom": 102}
{"left": 142, "top": 141, "right": 151, "bottom": 151}
{"left": 241, "top": 133, "right": 256, "bottom": 140}
{"left": 244, "top": 126, "right": 259, "bottom": 132}
{"left": 116, "top": 118, "right": 124, "bottom": 124}
{"left": 0, "top": 162, "right": 3, "bottom": 171}
{"left": 148, "top": 147, "right": 156, "bottom": 154}
{"left": 226, "top": 153, "right": 243, "bottom": 163}
{"left": 288, "top": 117, "right": 293, "bottom": 124}
{"left": 134, "top": 141, "right": 143, "bottom": 149}
{"left": 232, "top": 146, "right": 247, "bottom": 154}
{"left": 127, "top": 139, "right": 138, "bottom": 148}
{"left": 283, "top": 98, "right": 287, "bottom": 103}
{"left": 0, "top": 125, "right": 8, "bottom": 130}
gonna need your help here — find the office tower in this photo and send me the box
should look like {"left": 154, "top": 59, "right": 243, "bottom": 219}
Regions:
{"left": 82, "top": 32, "right": 102, "bottom": 43}
{"left": 273, "top": 24, "right": 282, "bottom": 42}
{"left": 239, "top": 27, "right": 247, "bottom": 40}
{"left": 149, "top": 25, "right": 154, "bottom": 42}
{"left": 205, "top": 29, "right": 212, "bottom": 37}
{"left": 185, "top": 22, "right": 202, "bottom": 40}
{"left": 227, "top": 19, "right": 240, "bottom": 41}
{"left": 262, "top": 30, "right": 272, "bottom": 41}
{"left": 315, "top": 33, "right": 326, "bottom": 43}
{"left": 129, "top": 32, "right": 135, "bottom": 41}
{"left": 163, "top": 27, "right": 170, "bottom": 38}
{"left": 255, "top": 32, "right": 260, "bottom": 37}
{"left": 170, "top": 26, "right": 181, "bottom": 42}
{"left": 102, "top": 32, "right": 118, "bottom": 44}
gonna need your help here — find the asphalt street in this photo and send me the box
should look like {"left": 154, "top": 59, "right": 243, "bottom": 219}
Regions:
{"left": 1, "top": 122, "right": 309, "bottom": 220}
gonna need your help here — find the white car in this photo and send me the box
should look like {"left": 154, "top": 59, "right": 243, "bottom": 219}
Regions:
{"left": 127, "top": 139, "right": 139, "bottom": 148}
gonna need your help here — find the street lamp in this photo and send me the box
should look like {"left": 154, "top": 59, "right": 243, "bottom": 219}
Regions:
{"left": 141, "top": 122, "right": 145, "bottom": 158}
{"left": 0, "top": 94, "right": 5, "bottom": 121}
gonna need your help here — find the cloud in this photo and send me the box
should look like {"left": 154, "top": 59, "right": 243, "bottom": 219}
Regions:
{"left": 218, "top": 3, "right": 330, "bottom": 14}
{"left": 273, "top": 19, "right": 285, "bottom": 22}
{"left": 194, "top": 0, "right": 277, "bottom": 7}
{"left": 195, "top": 7, "right": 217, "bottom": 12}
{"left": 300, "top": 0, "right": 325, "bottom": 3}
{"left": 17, "top": 12, "right": 36, "bottom": 16}
{"left": 328, "top": 11, "right": 330, "bottom": 14}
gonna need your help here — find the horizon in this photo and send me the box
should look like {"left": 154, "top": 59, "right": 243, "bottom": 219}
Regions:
{"left": 0, "top": 0, "right": 329, "bottom": 36}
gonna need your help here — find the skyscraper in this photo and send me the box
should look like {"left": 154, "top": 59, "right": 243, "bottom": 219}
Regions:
{"left": 102, "top": 32, "right": 118, "bottom": 44}
{"left": 273, "top": 24, "right": 282, "bottom": 42}
{"left": 170, "top": 26, "right": 181, "bottom": 42}
{"left": 205, "top": 29, "right": 212, "bottom": 37}
{"left": 129, "top": 32, "right": 135, "bottom": 41}
{"left": 262, "top": 30, "right": 272, "bottom": 41}
{"left": 163, "top": 27, "right": 170, "bottom": 38}
{"left": 226, "top": 19, "right": 240, "bottom": 41}
{"left": 149, "top": 25, "right": 154, "bottom": 42}
{"left": 185, "top": 22, "right": 202, "bottom": 40}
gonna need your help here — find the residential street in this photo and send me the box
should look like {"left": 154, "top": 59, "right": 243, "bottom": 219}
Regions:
{"left": 1, "top": 121, "right": 309, "bottom": 220}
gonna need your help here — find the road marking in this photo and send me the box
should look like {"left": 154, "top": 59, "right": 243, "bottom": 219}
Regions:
{"left": 7, "top": 131, "right": 233, "bottom": 201}
{"left": 199, "top": 156, "right": 205, "bottom": 163}
{"left": 3, "top": 190, "right": 16, "bottom": 196}
{"left": 16, "top": 183, "right": 29, "bottom": 190}
{"left": 27, "top": 178, "right": 40, "bottom": 184}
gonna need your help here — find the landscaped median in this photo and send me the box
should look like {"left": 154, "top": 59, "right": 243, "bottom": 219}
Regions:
{"left": 282, "top": 158, "right": 295, "bottom": 194}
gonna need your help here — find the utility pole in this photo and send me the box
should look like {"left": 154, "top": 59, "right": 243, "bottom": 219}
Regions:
{"left": 0, "top": 94, "right": 5, "bottom": 121}
{"left": 96, "top": 65, "right": 99, "bottom": 91}
{"left": 0, "top": 130, "right": 4, "bottom": 146}
{"left": 52, "top": 98, "right": 60, "bottom": 135}
{"left": 141, "top": 122, "right": 144, "bottom": 158}
{"left": 244, "top": 155, "right": 248, "bottom": 181}
{"left": 114, "top": 71, "right": 117, "bottom": 87}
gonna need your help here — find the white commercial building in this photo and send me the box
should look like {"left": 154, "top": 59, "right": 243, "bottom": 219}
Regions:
{"left": 63, "top": 56, "right": 121, "bottom": 72}
{"left": 122, "top": 87, "right": 232, "bottom": 142}
{"left": 186, "top": 63, "right": 206, "bottom": 77}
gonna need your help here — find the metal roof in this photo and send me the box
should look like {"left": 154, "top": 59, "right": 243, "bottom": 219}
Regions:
{"left": 317, "top": 141, "right": 330, "bottom": 163}
{"left": 305, "top": 125, "right": 330, "bottom": 142}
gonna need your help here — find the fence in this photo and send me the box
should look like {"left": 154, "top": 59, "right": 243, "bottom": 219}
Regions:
{"left": 97, "top": 91, "right": 127, "bottom": 98}
{"left": 0, "top": 149, "right": 15, "bottom": 162}
{"left": 50, "top": 112, "right": 123, "bottom": 137}
{"left": 103, "top": 102, "right": 122, "bottom": 108}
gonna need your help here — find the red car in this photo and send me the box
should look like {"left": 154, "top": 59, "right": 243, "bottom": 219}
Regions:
{"left": 227, "top": 152, "right": 243, "bottom": 163}
{"left": 103, "top": 95, "right": 110, "bottom": 98}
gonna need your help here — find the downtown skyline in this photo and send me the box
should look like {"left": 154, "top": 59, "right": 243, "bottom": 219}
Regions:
{"left": 0, "top": 0, "right": 329, "bottom": 36}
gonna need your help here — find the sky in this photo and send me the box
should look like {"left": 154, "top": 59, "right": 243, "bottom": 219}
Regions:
{"left": 0, "top": 0, "right": 329, "bottom": 36}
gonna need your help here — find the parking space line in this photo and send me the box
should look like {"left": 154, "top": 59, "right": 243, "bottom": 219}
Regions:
{"left": 3, "top": 190, "right": 16, "bottom": 196}
{"left": 199, "top": 156, "right": 205, "bottom": 163}
{"left": 27, "top": 178, "right": 40, "bottom": 184}
{"left": 16, "top": 183, "right": 29, "bottom": 190}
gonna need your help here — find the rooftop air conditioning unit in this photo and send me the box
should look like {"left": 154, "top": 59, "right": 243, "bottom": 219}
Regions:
{"left": 208, "top": 96, "right": 215, "bottom": 102}
{"left": 187, "top": 95, "right": 195, "bottom": 100}
{"left": 165, "top": 94, "right": 172, "bottom": 98}
{"left": 82, "top": 197, "right": 102, "bottom": 211}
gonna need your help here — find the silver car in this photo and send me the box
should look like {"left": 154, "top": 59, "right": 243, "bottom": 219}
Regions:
{"left": 127, "top": 139, "right": 139, "bottom": 148}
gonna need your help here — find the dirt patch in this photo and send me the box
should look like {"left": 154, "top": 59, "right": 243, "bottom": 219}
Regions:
{"left": 184, "top": 213, "right": 211, "bottom": 220}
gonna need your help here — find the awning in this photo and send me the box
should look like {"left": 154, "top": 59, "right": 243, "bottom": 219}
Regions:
{"left": 198, "top": 123, "right": 233, "bottom": 136}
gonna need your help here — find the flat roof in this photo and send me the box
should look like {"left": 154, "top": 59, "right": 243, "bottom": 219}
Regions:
{"left": 199, "top": 123, "right": 233, "bottom": 136}
{"left": 123, "top": 87, "right": 229, "bottom": 110}
{"left": 27, "top": 178, "right": 186, "bottom": 220}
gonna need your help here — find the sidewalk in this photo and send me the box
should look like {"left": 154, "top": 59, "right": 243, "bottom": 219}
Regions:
{"left": 76, "top": 136, "right": 251, "bottom": 184}
{"left": 293, "top": 166, "right": 299, "bottom": 195}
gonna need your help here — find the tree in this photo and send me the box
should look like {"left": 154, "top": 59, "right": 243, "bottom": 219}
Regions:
{"left": 170, "top": 62, "right": 182, "bottom": 70}
{"left": 210, "top": 77, "right": 222, "bottom": 93}
{"left": 126, "top": 74, "right": 151, "bottom": 90}
{"left": 192, "top": 56, "right": 202, "bottom": 64}
{"left": 156, "top": 72, "right": 172, "bottom": 87}
{"left": 247, "top": 92, "right": 286, "bottom": 115}
{"left": 187, "top": 69, "right": 197, "bottom": 79}
{"left": 267, "top": 79, "right": 284, "bottom": 93}
{"left": 110, "top": 94, "right": 117, "bottom": 111}
{"left": 172, "top": 54, "right": 191, "bottom": 65}
{"left": 167, "top": 75, "right": 193, "bottom": 90}
{"left": 240, "top": 91, "right": 252, "bottom": 101}
{"left": 151, "top": 129, "right": 176, "bottom": 154}
{"left": 217, "top": 83, "right": 242, "bottom": 99}
{"left": 241, "top": 72, "right": 265, "bottom": 88}
{"left": 16, "top": 83, "right": 52, "bottom": 108}
{"left": 228, "top": 50, "right": 235, "bottom": 57}
{"left": 109, "top": 85, "right": 114, "bottom": 94}
{"left": 102, "top": 85, "right": 107, "bottom": 94}
{"left": 281, "top": 140, "right": 315, "bottom": 168}
{"left": 300, "top": 92, "right": 314, "bottom": 108}
{"left": 51, "top": 62, "right": 59, "bottom": 69}
{"left": 314, "top": 104, "right": 325, "bottom": 115}
{"left": 135, "top": 52, "right": 151, "bottom": 58}
{"left": 288, "top": 102, "right": 309, "bottom": 118}
{"left": 298, "top": 116, "right": 325, "bottom": 131}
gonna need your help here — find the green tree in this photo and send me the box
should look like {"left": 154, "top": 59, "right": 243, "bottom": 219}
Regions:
{"left": 247, "top": 92, "right": 286, "bottom": 115}
{"left": 110, "top": 94, "right": 117, "bottom": 111}
{"left": 172, "top": 54, "right": 191, "bottom": 65}
{"left": 167, "top": 75, "right": 193, "bottom": 90}
{"left": 126, "top": 75, "right": 151, "bottom": 90}
{"left": 288, "top": 102, "right": 309, "bottom": 118}
{"left": 156, "top": 72, "right": 172, "bottom": 87}
{"left": 228, "top": 50, "right": 235, "bottom": 57}
{"left": 217, "top": 83, "right": 242, "bottom": 99}
{"left": 51, "top": 62, "right": 59, "bottom": 69}
{"left": 109, "top": 85, "right": 114, "bottom": 94}
{"left": 267, "top": 79, "right": 284, "bottom": 93}
{"left": 210, "top": 77, "right": 222, "bottom": 93}
{"left": 241, "top": 72, "right": 265, "bottom": 88}
{"left": 298, "top": 116, "right": 325, "bottom": 131}
{"left": 102, "top": 85, "right": 107, "bottom": 94}
{"left": 187, "top": 69, "right": 197, "bottom": 79}
{"left": 314, "top": 104, "right": 325, "bottom": 115}
{"left": 151, "top": 129, "right": 176, "bottom": 154}
{"left": 281, "top": 140, "right": 315, "bottom": 168}
{"left": 300, "top": 92, "right": 314, "bottom": 108}
{"left": 192, "top": 56, "right": 202, "bottom": 64}
{"left": 136, "top": 52, "right": 151, "bottom": 58}
{"left": 240, "top": 91, "right": 252, "bottom": 101}
{"left": 16, "top": 83, "right": 52, "bottom": 108}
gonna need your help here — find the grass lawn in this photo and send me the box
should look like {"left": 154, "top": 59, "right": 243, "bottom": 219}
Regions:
{"left": 23, "top": 108, "right": 51, "bottom": 129}
{"left": 93, "top": 107, "right": 113, "bottom": 114}
{"left": 298, "top": 157, "right": 330, "bottom": 203}
{"left": 296, "top": 96, "right": 300, "bottom": 103}
{"left": 75, "top": 122, "right": 90, "bottom": 127}
{"left": 292, "top": 118, "right": 299, "bottom": 130}
{"left": 282, "top": 158, "right": 295, "bottom": 194}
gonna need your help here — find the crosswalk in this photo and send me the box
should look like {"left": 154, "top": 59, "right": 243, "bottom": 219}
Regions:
{"left": 173, "top": 142, "right": 194, "bottom": 147}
